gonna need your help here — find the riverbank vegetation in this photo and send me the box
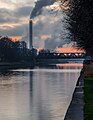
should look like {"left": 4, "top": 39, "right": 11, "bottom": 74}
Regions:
{"left": 0, "top": 36, "right": 37, "bottom": 63}
{"left": 58, "top": 0, "right": 93, "bottom": 55}
{"left": 84, "top": 76, "right": 93, "bottom": 120}
{"left": 84, "top": 64, "right": 93, "bottom": 120}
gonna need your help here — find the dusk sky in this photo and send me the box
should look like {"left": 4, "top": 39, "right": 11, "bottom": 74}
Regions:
{"left": 0, "top": 0, "right": 72, "bottom": 48}
{"left": 0, "top": 0, "right": 34, "bottom": 37}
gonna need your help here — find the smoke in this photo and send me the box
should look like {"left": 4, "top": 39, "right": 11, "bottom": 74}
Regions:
{"left": 30, "top": 0, "right": 55, "bottom": 18}
{"left": 29, "top": 0, "right": 71, "bottom": 49}
{"left": 62, "top": 42, "right": 76, "bottom": 48}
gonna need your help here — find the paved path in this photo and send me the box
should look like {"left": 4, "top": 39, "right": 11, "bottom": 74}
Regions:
{"left": 64, "top": 70, "right": 84, "bottom": 120}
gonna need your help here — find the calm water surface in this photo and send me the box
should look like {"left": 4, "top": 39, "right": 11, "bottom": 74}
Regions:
{"left": 0, "top": 63, "right": 83, "bottom": 120}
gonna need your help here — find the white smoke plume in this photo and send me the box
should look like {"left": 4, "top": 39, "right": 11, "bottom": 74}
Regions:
{"left": 29, "top": 0, "right": 71, "bottom": 49}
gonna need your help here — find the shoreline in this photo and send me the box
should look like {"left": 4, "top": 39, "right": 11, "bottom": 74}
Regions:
{"left": 84, "top": 64, "right": 93, "bottom": 119}
{"left": 64, "top": 70, "right": 84, "bottom": 120}
{"left": 0, "top": 62, "right": 35, "bottom": 70}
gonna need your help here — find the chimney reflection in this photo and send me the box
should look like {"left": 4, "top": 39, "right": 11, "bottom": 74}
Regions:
{"left": 29, "top": 70, "right": 33, "bottom": 92}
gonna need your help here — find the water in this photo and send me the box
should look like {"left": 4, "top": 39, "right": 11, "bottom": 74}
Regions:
{"left": 0, "top": 63, "right": 83, "bottom": 120}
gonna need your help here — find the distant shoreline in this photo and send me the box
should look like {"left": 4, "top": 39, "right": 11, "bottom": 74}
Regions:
{"left": 0, "top": 62, "right": 35, "bottom": 70}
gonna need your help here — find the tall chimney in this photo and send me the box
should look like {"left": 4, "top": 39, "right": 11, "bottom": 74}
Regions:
{"left": 29, "top": 19, "right": 33, "bottom": 49}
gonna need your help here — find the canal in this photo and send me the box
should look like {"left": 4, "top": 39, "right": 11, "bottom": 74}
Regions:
{"left": 0, "top": 63, "right": 83, "bottom": 120}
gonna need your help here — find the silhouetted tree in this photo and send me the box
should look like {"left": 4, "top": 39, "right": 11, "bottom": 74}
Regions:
{"left": 0, "top": 36, "right": 37, "bottom": 62}
{"left": 0, "top": 36, "right": 15, "bottom": 61}
{"left": 58, "top": 0, "right": 93, "bottom": 55}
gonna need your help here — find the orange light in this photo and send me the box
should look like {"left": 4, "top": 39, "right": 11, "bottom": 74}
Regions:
{"left": 56, "top": 63, "right": 83, "bottom": 67}
{"left": 55, "top": 47, "right": 85, "bottom": 53}
{"left": 9, "top": 36, "right": 22, "bottom": 42}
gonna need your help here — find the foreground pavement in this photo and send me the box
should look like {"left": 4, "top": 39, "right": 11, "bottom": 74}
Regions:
{"left": 64, "top": 70, "right": 84, "bottom": 120}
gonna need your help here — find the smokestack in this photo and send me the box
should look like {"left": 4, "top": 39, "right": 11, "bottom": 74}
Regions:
{"left": 29, "top": 19, "right": 33, "bottom": 49}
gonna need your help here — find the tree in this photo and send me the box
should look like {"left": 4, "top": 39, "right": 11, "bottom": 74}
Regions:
{"left": 0, "top": 36, "right": 15, "bottom": 61}
{"left": 0, "top": 36, "right": 37, "bottom": 63}
{"left": 58, "top": 0, "right": 93, "bottom": 55}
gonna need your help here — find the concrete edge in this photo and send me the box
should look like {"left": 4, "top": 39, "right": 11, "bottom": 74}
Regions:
{"left": 64, "top": 70, "right": 84, "bottom": 120}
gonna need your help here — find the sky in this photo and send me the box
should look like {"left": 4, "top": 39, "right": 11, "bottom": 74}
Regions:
{"left": 0, "top": 0, "right": 72, "bottom": 49}
{"left": 0, "top": 0, "right": 34, "bottom": 38}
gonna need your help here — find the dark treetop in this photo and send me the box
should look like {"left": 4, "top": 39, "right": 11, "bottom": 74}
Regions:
{"left": 59, "top": 0, "right": 93, "bottom": 55}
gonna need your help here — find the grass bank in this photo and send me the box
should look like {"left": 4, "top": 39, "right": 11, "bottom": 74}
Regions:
{"left": 84, "top": 64, "right": 93, "bottom": 120}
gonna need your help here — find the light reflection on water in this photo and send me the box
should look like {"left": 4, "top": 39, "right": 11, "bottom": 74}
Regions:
{"left": 0, "top": 64, "right": 83, "bottom": 120}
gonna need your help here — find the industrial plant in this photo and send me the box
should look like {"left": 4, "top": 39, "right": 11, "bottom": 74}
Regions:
{"left": 28, "top": 16, "right": 85, "bottom": 65}
{"left": 0, "top": 6, "right": 86, "bottom": 67}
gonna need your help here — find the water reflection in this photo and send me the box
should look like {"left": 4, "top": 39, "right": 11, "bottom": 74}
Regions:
{"left": 0, "top": 63, "right": 82, "bottom": 120}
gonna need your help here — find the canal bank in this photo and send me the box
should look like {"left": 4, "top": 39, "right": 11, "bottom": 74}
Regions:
{"left": 83, "top": 64, "right": 93, "bottom": 120}
{"left": 0, "top": 62, "right": 35, "bottom": 70}
{"left": 64, "top": 70, "right": 84, "bottom": 120}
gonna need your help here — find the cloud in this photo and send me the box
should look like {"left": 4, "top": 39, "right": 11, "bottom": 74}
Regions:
{"left": 0, "top": 23, "right": 28, "bottom": 36}
{"left": 0, "top": 0, "right": 70, "bottom": 49}
{"left": 0, "top": 0, "right": 35, "bottom": 46}
{"left": 15, "top": 6, "right": 33, "bottom": 18}
{"left": 0, "top": 5, "right": 33, "bottom": 24}
{"left": 0, "top": 8, "right": 21, "bottom": 24}
{"left": 0, "top": 5, "right": 33, "bottom": 37}
{"left": 0, "top": 0, "right": 34, "bottom": 9}
{"left": 0, "top": 0, "right": 34, "bottom": 25}
{"left": 0, "top": 0, "right": 16, "bottom": 9}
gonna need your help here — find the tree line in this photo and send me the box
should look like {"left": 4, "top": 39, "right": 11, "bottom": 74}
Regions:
{"left": 0, "top": 36, "right": 37, "bottom": 62}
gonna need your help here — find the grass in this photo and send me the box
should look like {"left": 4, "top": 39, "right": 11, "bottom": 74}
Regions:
{"left": 84, "top": 64, "right": 93, "bottom": 77}
{"left": 84, "top": 76, "right": 93, "bottom": 120}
